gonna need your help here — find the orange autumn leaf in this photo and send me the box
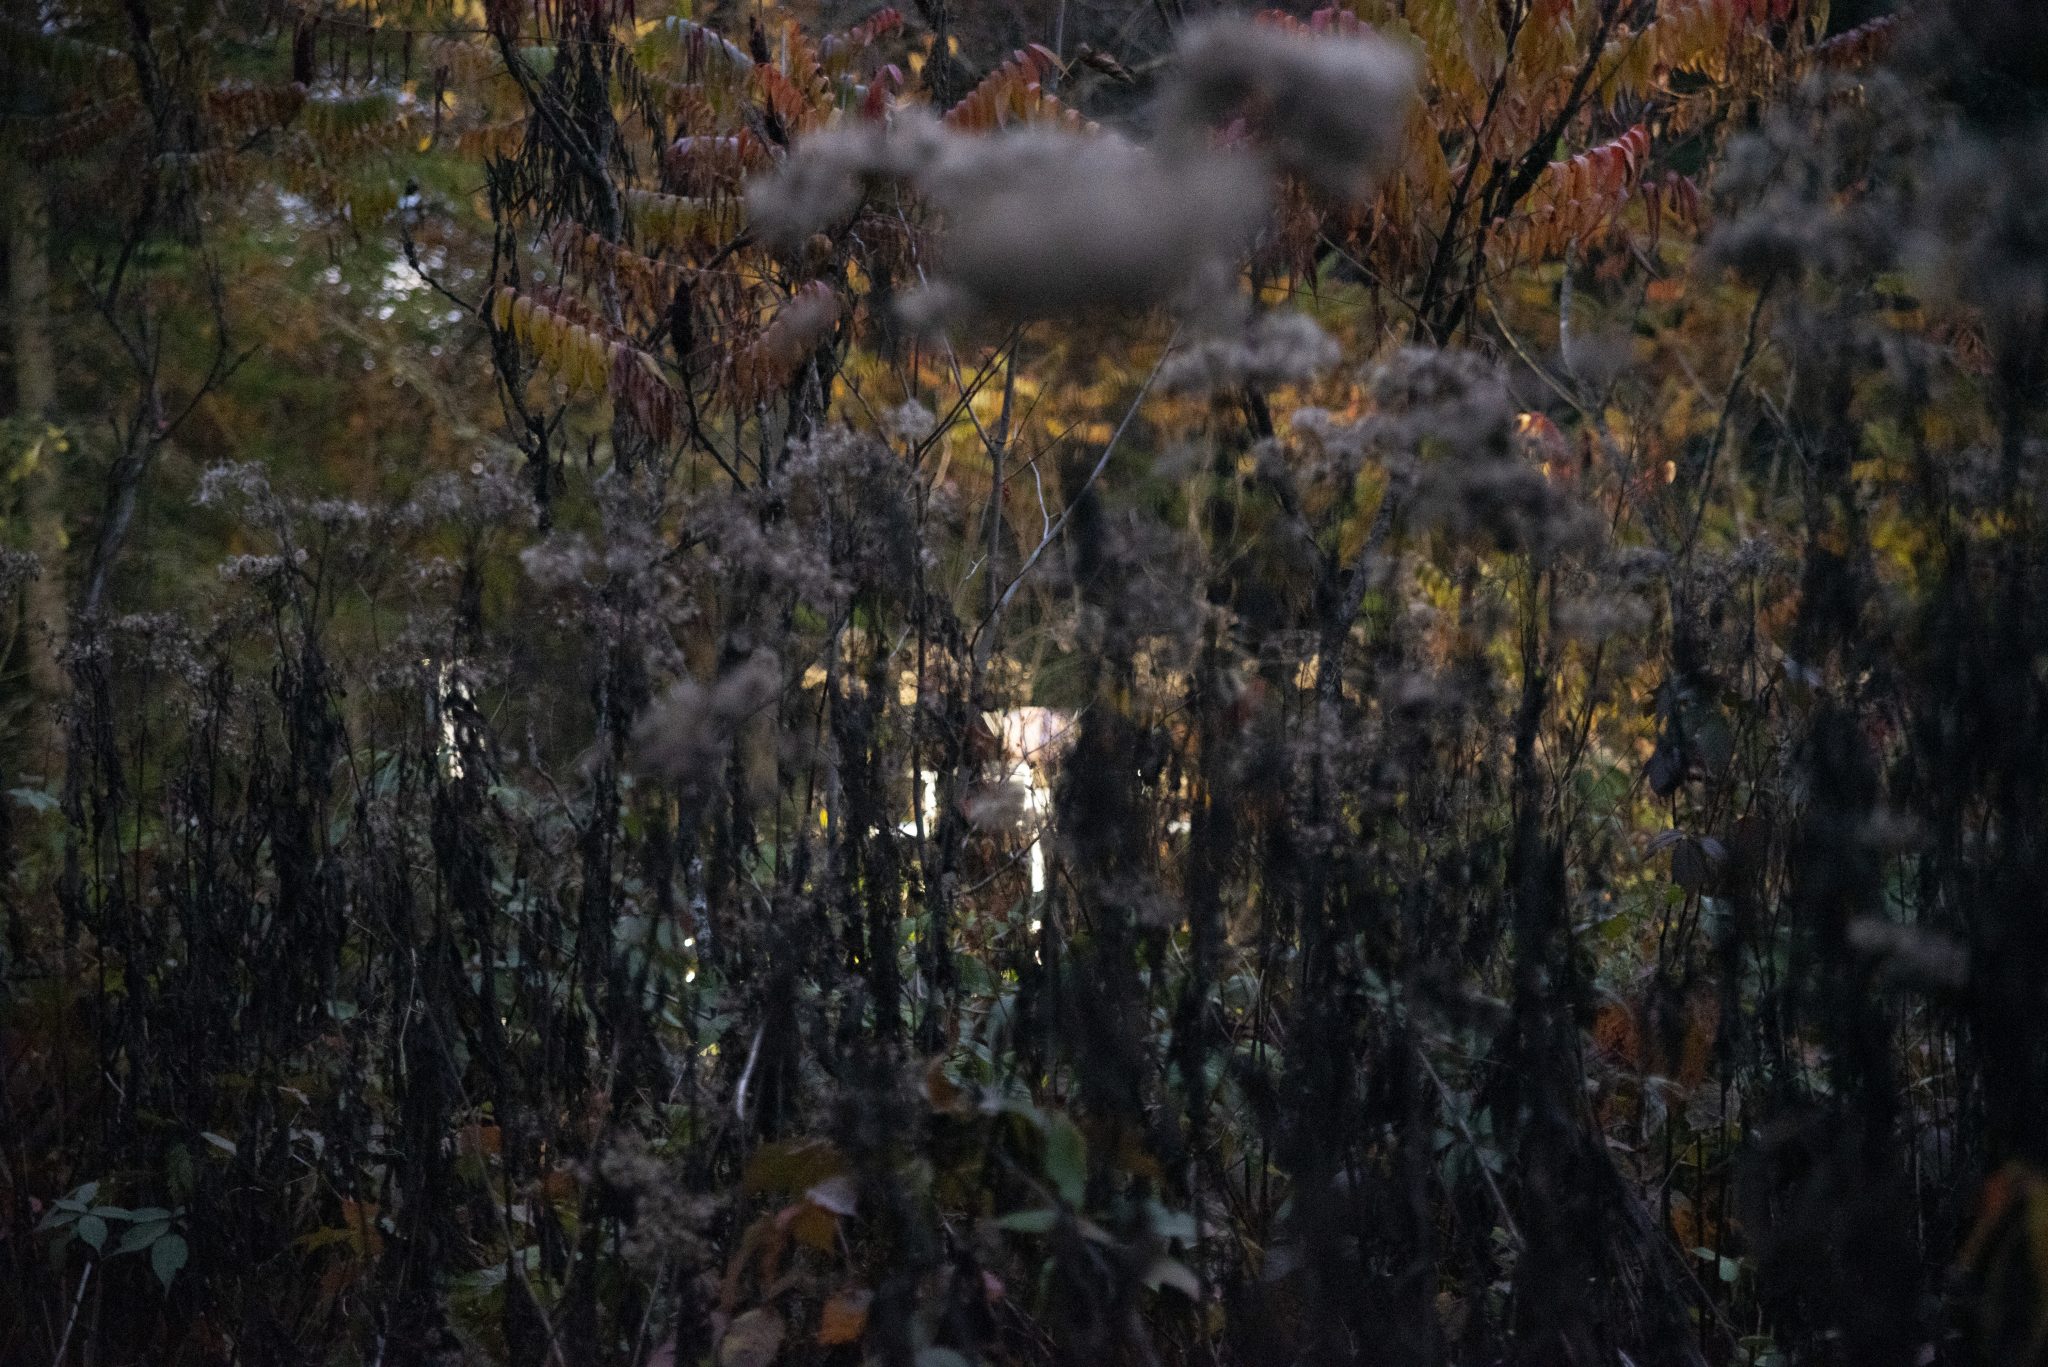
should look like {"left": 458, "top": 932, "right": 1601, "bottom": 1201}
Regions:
{"left": 817, "top": 1288, "right": 871, "bottom": 1346}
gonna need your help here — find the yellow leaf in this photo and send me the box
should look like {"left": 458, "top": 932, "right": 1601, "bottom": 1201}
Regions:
{"left": 783, "top": 1199, "right": 837, "bottom": 1252}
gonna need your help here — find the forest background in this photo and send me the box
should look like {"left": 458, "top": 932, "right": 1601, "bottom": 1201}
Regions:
{"left": 5, "top": 0, "right": 2048, "bottom": 1364}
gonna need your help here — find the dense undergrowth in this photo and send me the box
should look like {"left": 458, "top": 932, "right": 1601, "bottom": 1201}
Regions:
{"left": 6, "top": 0, "right": 2048, "bottom": 1363}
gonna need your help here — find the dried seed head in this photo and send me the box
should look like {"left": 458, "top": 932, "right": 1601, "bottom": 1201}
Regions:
{"left": 1160, "top": 16, "right": 1418, "bottom": 199}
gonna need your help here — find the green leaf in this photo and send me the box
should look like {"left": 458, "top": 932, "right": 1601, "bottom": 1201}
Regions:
{"left": 118, "top": 1220, "right": 170, "bottom": 1254}
{"left": 7, "top": 786, "right": 58, "bottom": 814}
{"left": 75, "top": 1214, "right": 108, "bottom": 1252}
{"left": 915, "top": 1350, "right": 973, "bottom": 1367}
{"left": 1144, "top": 1200, "right": 1199, "bottom": 1244}
{"left": 993, "top": 1208, "right": 1058, "bottom": 1235}
{"left": 1142, "top": 1257, "right": 1202, "bottom": 1299}
{"left": 151, "top": 1234, "right": 188, "bottom": 1289}
{"left": 125, "top": 1207, "right": 173, "bottom": 1223}
{"left": 1043, "top": 1112, "right": 1086, "bottom": 1207}
{"left": 74, "top": 1182, "right": 100, "bottom": 1205}
{"left": 165, "top": 1146, "right": 196, "bottom": 1201}
{"left": 455, "top": 1264, "right": 508, "bottom": 1294}
{"left": 742, "top": 1138, "right": 842, "bottom": 1196}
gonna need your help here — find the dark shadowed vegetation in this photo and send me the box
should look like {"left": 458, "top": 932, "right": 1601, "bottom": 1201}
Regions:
{"left": 5, "top": 0, "right": 2048, "bottom": 1364}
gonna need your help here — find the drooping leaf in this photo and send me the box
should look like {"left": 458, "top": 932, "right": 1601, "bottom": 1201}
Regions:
{"left": 117, "top": 1219, "right": 171, "bottom": 1254}
{"left": 1042, "top": 1111, "right": 1086, "bottom": 1207}
{"left": 993, "top": 1208, "right": 1058, "bottom": 1234}
{"left": 1142, "top": 1257, "right": 1202, "bottom": 1299}
{"left": 743, "top": 1138, "right": 845, "bottom": 1196}
{"left": 805, "top": 1174, "right": 858, "bottom": 1217}
{"left": 151, "top": 1234, "right": 189, "bottom": 1289}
